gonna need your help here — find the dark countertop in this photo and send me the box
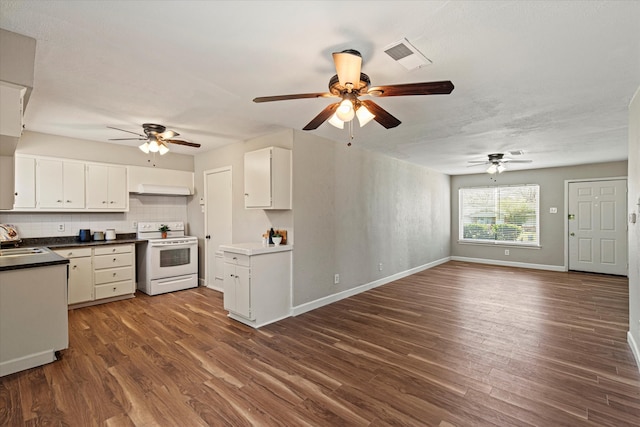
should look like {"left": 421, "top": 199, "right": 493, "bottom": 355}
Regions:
{"left": 0, "top": 234, "right": 147, "bottom": 272}
{"left": 0, "top": 248, "right": 69, "bottom": 272}
{"left": 18, "top": 233, "right": 148, "bottom": 249}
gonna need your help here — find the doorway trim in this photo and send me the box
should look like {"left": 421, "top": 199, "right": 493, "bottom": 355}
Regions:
{"left": 563, "top": 176, "right": 627, "bottom": 272}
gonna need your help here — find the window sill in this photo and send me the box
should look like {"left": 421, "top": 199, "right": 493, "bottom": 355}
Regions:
{"left": 457, "top": 240, "right": 541, "bottom": 249}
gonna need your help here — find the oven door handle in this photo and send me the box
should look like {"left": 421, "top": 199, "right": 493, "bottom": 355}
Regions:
{"left": 149, "top": 242, "right": 196, "bottom": 248}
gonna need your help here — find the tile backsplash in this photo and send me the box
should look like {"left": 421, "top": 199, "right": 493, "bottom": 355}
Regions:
{"left": 0, "top": 195, "right": 188, "bottom": 238}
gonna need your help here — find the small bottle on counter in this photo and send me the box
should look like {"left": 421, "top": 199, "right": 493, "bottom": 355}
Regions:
{"left": 269, "top": 228, "right": 274, "bottom": 244}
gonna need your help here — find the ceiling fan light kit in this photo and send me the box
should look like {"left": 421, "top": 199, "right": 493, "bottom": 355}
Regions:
{"left": 468, "top": 153, "right": 533, "bottom": 174}
{"left": 252, "top": 48, "right": 454, "bottom": 133}
{"left": 108, "top": 123, "right": 201, "bottom": 156}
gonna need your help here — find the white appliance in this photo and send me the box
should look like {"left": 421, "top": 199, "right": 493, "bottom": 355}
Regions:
{"left": 136, "top": 221, "right": 198, "bottom": 295}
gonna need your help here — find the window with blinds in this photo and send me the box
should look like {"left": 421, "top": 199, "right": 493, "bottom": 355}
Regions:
{"left": 459, "top": 184, "right": 540, "bottom": 245}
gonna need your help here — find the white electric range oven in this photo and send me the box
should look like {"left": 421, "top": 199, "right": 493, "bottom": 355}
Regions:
{"left": 136, "top": 221, "right": 198, "bottom": 295}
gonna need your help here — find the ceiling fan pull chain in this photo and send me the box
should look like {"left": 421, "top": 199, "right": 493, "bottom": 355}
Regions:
{"left": 348, "top": 120, "right": 354, "bottom": 146}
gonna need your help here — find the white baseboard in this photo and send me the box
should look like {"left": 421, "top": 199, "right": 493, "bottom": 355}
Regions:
{"left": 0, "top": 349, "right": 56, "bottom": 377}
{"left": 628, "top": 331, "right": 640, "bottom": 373}
{"left": 291, "top": 257, "right": 451, "bottom": 317}
{"left": 450, "top": 256, "right": 566, "bottom": 272}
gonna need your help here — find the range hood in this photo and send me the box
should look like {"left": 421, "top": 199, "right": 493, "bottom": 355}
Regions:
{"left": 136, "top": 184, "right": 191, "bottom": 196}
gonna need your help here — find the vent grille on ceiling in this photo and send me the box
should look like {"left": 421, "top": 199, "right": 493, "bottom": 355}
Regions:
{"left": 384, "top": 38, "right": 432, "bottom": 71}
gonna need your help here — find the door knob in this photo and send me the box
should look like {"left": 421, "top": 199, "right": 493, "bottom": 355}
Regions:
{"left": 570, "top": 232, "right": 575, "bottom": 236}
{"left": 205, "top": 235, "right": 211, "bottom": 239}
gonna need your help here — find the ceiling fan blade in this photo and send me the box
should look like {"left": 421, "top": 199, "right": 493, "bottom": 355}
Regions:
{"left": 332, "top": 49, "right": 362, "bottom": 87}
{"left": 107, "top": 126, "right": 145, "bottom": 137}
{"left": 360, "top": 100, "right": 401, "bottom": 129}
{"left": 467, "top": 161, "right": 491, "bottom": 164}
{"left": 303, "top": 103, "right": 339, "bottom": 131}
{"left": 160, "top": 130, "right": 178, "bottom": 139}
{"left": 108, "top": 137, "right": 147, "bottom": 141}
{"left": 503, "top": 159, "right": 533, "bottom": 163}
{"left": 164, "top": 139, "right": 201, "bottom": 148}
{"left": 467, "top": 163, "right": 489, "bottom": 167}
{"left": 253, "top": 92, "right": 335, "bottom": 103}
{"left": 368, "top": 80, "right": 454, "bottom": 97}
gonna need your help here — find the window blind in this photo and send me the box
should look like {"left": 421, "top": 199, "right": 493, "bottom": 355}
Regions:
{"left": 459, "top": 184, "right": 540, "bottom": 245}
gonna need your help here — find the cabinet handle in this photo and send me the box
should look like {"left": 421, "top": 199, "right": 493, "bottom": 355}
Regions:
{"left": 233, "top": 256, "right": 237, "bottom": 260}
{"left": 57, "top": 199, "right": 62, "bottom": 203}
{"left": 102, "top": 201, "right": 107, "bottom": 204}
{"left": 68, "top": 252, "right": 73, "bottom": 256}
{"left": 110, "top": 201, "right": 115, "bottom": 204}
{"left": 66, "top": 200, "right": 71, "bottom": 203}
{"left": 72, "top": 265, "right": 77, "bottom": 269}
{"left": 244, "top": 193, "right": 249, "bottom": 197}
{"left": 113, "top": 272, "right": 117, "bottom": 277}
{"left": 14, "top": 192, "right": 18, "bottom": 196}
{"left": 113, "top": 287, "right": 117, "bottom": 292}
{"left": 112, "top": 248, "right": 116, "bottom": 252}
{"left": 113, "top": 258, "right": 117, "bottom": 262}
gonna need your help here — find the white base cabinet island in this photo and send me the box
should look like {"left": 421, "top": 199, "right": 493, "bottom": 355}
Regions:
{"left": 219, "top": 243, "right": 292, "bottom": 328}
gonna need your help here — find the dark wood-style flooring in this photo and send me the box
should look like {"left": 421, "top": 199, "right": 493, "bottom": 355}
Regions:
{"left": 1, "top": 261, "right": 639, "bottom": 426}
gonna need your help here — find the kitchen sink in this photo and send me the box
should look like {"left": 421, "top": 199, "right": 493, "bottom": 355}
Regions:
{"left": 0, "top": 247, "right": 49, "bottom": 257}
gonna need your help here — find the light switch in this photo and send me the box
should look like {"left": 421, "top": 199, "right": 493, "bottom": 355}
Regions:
{"left": 549, "top": 207, "right": 558, "bottom": 214}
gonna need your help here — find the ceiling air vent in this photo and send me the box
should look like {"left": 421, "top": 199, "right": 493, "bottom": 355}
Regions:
{"left": 384, "top": 38, "right": 432, "bottom": 71}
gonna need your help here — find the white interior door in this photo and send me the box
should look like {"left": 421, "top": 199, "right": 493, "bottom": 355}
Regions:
{"left": 205, "top": 167, "right": 232, "bottom": 290}
{"left": 568, "top": 179, "right": 627, "bottom": 275}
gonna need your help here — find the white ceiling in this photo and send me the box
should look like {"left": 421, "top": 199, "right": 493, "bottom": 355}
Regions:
{"left": 1, "top": 1, "right": 638, "bottom": 175}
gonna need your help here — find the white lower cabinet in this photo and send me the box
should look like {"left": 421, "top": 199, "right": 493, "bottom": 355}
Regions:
{"left": 54, "top": 247, "right": 93, "bottom": 304}
{"left": 54, "top": 243, "right": 135, "bottom": 306}
{"left": 221, "top": 245, "right": 292, "bottom": 328}
{"left": 93, "top": 244, "right": 135, "bottom": 299}
{"left": 223, "top": 253, "right": 253, "bottom": 320}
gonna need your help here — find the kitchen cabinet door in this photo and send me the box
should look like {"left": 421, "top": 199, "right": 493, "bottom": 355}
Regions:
{"left": 13, "top": 156, "right": 35, "bottom": 208}
{"left": 223, "top": 262, "right": 252, "bottom": 320}
{"left": 67, "top": 256, "right": 93, "bottom": 304}
{"left": 54, "top": 247, "right": 93, "bottom": 305}
{"left": 36, "top": 159, "right": 85, "bottom": 209}
{"left": 86, "top": 164, "right": 127, "bottom": 210}
{"left": 63, "top": 161, "right": 85, "bottom": 208}
{"left": 244, "top": 146, "right": 291, "bottom": 210}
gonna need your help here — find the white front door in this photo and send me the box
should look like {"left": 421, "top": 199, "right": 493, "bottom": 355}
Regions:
{"left": 204, "top": 167, "right": 232, "bottom": 290}
{"left": 568, "top": 179, "right": 627, "bottom": 275}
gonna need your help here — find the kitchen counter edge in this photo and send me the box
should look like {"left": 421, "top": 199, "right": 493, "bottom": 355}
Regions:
{"left": 219, "top": 242, "right": 293, "bottom": 256}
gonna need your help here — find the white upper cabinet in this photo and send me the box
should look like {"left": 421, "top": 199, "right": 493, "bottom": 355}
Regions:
{"left": 86, "top": 164, "right": 127, "bottom": 210}
{"left": 13, "top": 155, "right": 35, "bottom": 208}
{"left": 244, "top": 146, "right": 291, "bottom": 210}
{"left": 10, "top": 155, "right": 129, "bottom": 212}
{"left": 0, "top": 82, "right": 25, "bottom": 138}
{"left": 36, "top": 158, "right": 85, "bottom": 209}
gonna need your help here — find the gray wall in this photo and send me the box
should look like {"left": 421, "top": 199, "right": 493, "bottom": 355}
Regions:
{"left": 628, "top": 87, "right": 640, "bottom": 365}
{"left": 451, "top": 161, "right": 628, "bottom": 268}
{"left": 292, "top": 130, "right": 450, "bottom": 307}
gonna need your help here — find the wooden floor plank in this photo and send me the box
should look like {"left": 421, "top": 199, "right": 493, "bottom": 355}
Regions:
{"left": 1, "top": 261, "right": 638, "bottom": 426}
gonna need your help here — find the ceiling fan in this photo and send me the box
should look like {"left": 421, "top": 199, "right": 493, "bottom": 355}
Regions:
{"left": 253, "top": 49, "right": 454, "bottom": 131}
{"left": 108, "top": 123, "right": 201, "bottom": 155}
{"left": 468, "top": 153, "right": 533, "bottom": 174}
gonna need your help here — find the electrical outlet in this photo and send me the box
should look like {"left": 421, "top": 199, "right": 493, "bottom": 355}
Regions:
{"left": 334, "top": 274, "right": 340, "bottom": 284}
{"left": 57, "top": 223, "right": 65, "bottom": 232}
{"left": 132, "top": 221, "right": 138, "bottom": 229}
{"left": 549, "top": 207, "right": 558, "bottom": 214}
{"left": 378, "top": 262, "right": 383, "bottom": 271}
{"left": 505, "top": 249, "right": 510, "bottom": 255}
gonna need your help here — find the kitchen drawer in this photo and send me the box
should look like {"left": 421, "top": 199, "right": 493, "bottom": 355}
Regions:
{"left": 224, "top": 252, "right": 250, "bottom": 267}
{"left": 94, "top": 266, "right": 133, "bottom": 285}
{"left": 94, "top": 252, "right": 133, "bottom": 269}
{"left": 94, "top": 280, "right": 134, "bottom": 299}
{"left": 54, "top": 247, "right": 92, "bottom": 258}
{"left": 94, "top": 245, "right": 132, "bottom": 256}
